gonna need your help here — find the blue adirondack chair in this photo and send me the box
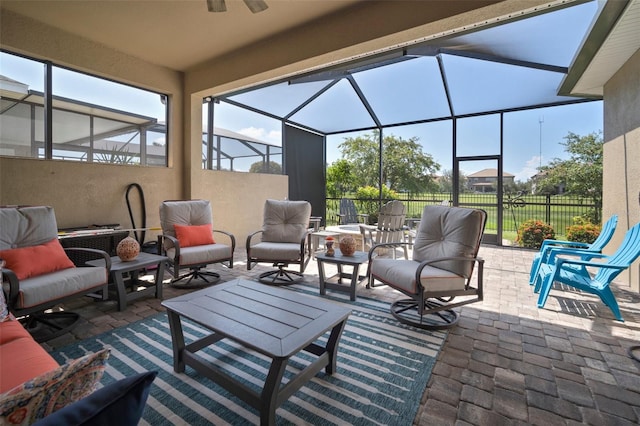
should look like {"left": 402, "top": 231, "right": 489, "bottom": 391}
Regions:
{"left": 534, "top": 222, "right": 640, "bottom": 321}
{"left": 528, "top": 215, "right": 618, "bottom": 284}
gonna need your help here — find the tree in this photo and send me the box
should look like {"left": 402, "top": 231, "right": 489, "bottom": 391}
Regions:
{"left": 438, "top": 169, "right": 468, "bottom": 193}
{"left": 339, "top": 131, "right": 441, "bottom": 194}
{"left": 249, "top": 161, "right": 282, "bottom": 174}
{"left": 538, "top": 131, "right": 603, "bottom": 221}
{"left": 326, "top": 159, "right": 357, "bottom": 197}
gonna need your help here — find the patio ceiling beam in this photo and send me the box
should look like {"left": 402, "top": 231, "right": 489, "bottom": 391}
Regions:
{"left": 287, "top": 50, "right": 409, "bottom": 85}
{"left": 346, "top": 75, "right": 381, "bottom": 128}
{"left": 284, "top": 79, "right": 339, "bottom": 120}
{"left": 408, "top": 45, "right": 568, "bottom": 74}
{"left": 436, "top": 54, "right": 455, "bottom": 117}
{"left": 439, "top": 48, "right": 568, "bottom": 74}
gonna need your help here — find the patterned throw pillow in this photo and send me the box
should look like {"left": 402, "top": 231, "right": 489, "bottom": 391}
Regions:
{"left": 0, "top": 349, "right": 110, "bottom": 426}
{"left": 0, "top": 288, "right": 8, "bottom": 322}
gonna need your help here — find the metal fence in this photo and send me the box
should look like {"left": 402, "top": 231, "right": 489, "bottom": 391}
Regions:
{"left": 325, "top": 193, "right": 600, "bottom": 242}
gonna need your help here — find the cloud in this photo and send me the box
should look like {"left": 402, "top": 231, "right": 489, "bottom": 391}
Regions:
{"left": 514, "top": 156, "right": 542, "bottom": 182}
{"left": 238, "top": 127, "right": 282, "bottom": 145}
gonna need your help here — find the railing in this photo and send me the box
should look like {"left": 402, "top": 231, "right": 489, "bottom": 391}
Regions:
{"left": 325, "top": 194, "right": 600, "bottom": 243}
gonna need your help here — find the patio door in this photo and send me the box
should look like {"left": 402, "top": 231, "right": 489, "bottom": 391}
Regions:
{"left": 454, "top": 157, "right": 502, "bottom": 245}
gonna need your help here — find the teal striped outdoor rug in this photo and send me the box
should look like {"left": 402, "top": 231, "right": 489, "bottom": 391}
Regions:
{"left": 51, "top": 283, "right": 447, "bottom": 425}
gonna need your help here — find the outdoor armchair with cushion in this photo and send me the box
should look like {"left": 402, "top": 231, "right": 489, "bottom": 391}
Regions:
{"left": 0, "top": 206, "right": 111, "bottom": 342}
{"left": 159, "top": 200, "right": 235, "bottom": 289}
{"left": 246, "top": 199, "right": 312, "bottom": 285}
{"left": 528, "top": 214, "right": 618, "bottom": 285}
{"left": 368, "top": 205, "right": 486, "bottom": 330}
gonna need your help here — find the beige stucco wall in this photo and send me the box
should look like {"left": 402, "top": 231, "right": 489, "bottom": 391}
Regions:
{"left": 602, "top": 48, "right": 640, "bottom": 292}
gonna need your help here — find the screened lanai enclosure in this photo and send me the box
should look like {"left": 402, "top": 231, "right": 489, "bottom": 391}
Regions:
{"left": 203, "top": 0, "right": 609, "bottom": 245}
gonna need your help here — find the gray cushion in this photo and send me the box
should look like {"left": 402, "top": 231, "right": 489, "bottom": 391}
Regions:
{"left": 0, "top": 206, "right": 58, "bottom": 250}
{"left": 249, "top": 242, "right": 303, "bottom": 261}
{"left": 166, "top": 243, "right": 232, "bottom": 266}
{"left": 371, "top": 258, "right": 466, "bottom": 294}
{"left": 159, "top": 200, "right": 213, "bottom": 240}
{"left": 261, "top": 199, "right": 311, "bottom": 243}
{"left": 412, "top": 205, "right": 485, "bottom": 278}
{"left": 10, "top": 267, "right": 107, "bottom": 309}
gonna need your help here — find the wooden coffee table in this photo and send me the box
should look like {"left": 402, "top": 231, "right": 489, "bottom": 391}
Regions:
{"left": 162, "top": 279, "right": 351, "bottom": 426}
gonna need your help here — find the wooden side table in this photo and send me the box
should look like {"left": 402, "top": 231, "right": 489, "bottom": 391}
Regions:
{"left": 87, "top": 252, "right": 167, "bottom": 311}
{"left": 316, "top": 249, "right": 368, "bottom": 301}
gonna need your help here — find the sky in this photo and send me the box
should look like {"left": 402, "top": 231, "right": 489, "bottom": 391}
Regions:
{"left": 0, "top": 52, "right": 165, "bottom": 122}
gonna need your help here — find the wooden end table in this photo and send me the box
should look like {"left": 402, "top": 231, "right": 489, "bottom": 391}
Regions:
{"left": 315, "top": 249, "right": 368, "bottom": 301}
{"left": 87, "top": 251, "right": 167, "bottom": 311}
{"left": 162, "top": 279, "right": 351, "bottom": 426}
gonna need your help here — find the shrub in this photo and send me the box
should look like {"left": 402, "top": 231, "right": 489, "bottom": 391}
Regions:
{"left": 566, "top": 217, "right": 601, "bottom": 244}
{"left": 516, "top": 219, "right": 556, "bottom": 249}
{"left": 355, "top": 185, "right": 398, "bottom": 224}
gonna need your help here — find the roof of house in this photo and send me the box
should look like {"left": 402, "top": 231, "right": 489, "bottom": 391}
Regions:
{"left": 467, "top": 168, "right": 515, "bottom": 178}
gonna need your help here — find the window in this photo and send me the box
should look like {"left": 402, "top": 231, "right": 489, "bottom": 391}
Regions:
{"left": 202, "top": 99, "right": 282, "bottom": 173}
{"left": 0, "top": 51, "right": 168, "bottom": 166}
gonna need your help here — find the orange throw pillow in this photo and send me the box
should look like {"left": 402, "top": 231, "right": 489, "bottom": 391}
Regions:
{"left": 174, "top": 224, "right": 215, "bottom": 248}
{"left": 0, "top": 239, "right": 75, "bottom": 280}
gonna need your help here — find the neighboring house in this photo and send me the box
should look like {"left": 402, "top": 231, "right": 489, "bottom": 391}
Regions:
{"left": 467, "top": 168, "right": 515, "bottom": 193}
{"left": 531, "top": 170, "right": 566, "bottom": 194}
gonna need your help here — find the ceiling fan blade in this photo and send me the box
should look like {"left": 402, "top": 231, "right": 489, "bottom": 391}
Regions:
{"left": 207, "top": 0, "right": 226, "bottom": 12}
{"left": 243, "top": 0, "right": 268, "bottom": 13}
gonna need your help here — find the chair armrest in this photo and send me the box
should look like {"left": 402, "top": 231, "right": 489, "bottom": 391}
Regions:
{"left": 246, "top": 230, "right": 263, "bottom": 248}
{"left": 540, "top": 239, "right": 588, "bottom": 251}
{"left": 212, "top": 229, "right": 236, "bottom": 250}
{"left": 64, "top": 247, "right": 112, "bottom": 270}
{"left": 357, "top": 213, "right": 369, "bottom": 223}
{"left": 555, "top": 257, "right": 624, "bottom": 270}
{"left": 416, "top": 256, "right": 484, "bottom": 293}
{"left": 546, "top": 247, "right": 604, "bottom": 263}
{"left": 158, "top": 234, "right": 180, "bottom": 260}
{"left": 367, "top": 241, "right": 413, "bottom": 261}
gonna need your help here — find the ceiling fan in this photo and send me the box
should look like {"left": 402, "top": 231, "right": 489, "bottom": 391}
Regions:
{"left": 207, "top": 0, "right": 269, "bottom": 13}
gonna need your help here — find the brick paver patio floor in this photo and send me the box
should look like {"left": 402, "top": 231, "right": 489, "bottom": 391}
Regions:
{"left": 42, "top": 245, "right": 640, "bottom": 425}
